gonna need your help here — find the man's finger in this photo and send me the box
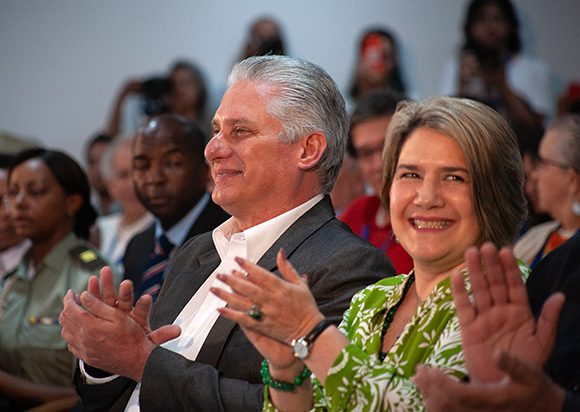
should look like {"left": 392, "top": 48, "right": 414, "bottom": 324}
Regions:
{"left": 148, "top": 325, "right": 181, "bottom": 345}
{"left": 465, "top": 247, "right": 492, "bottom": 313}
{"left": 117, "top": 280, "right": 135, "bottom": 312}
{"left": 99, "top": 266, "right": 117, "bottom": 307}
{"left": 498, "top": 247, "right": 528, "bottom": 305}
{"left": 414, "top": 366, "right": 472, "bottom": 412}
{"left": 131, "top": 295, "right": 153, "bottom": 331}
{"left": 87, "top": 276, "right": 101, "bottom": 298}
{"left": 79, "top": 291, "right": 117, "bottom": 320}
{"left": 451, "top": 271, "right": 475, "bottom": 328}
{"left": 480, "top": 243, "right": 508, "bottom": 305}
{"left": 535, "top": 292, "right": 565, "bottom": 357}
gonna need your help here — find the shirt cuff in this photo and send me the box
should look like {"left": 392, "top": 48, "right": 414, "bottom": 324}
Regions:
{"left": 79, "top": 360, "right": 120, "bottom": 385}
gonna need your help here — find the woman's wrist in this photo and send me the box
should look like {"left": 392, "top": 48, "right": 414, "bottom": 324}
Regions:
{"left": 268, "top": 359, "right": 305, "bottom": 381}
{"left": 262, "top": 359, "right": 311, "bottom": 393}
{"left": 290, "top": 311, "right": 326, "bottom": 344}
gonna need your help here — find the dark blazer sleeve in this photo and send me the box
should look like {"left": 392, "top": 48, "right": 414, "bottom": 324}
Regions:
{"left": 563, "top": 391, "right": 580, "bottom": 412}
{"left": 73, "top": 367, "right": 136, "bottom": 412}
{"left": 77, "top": 197, "right": 392, "bottom": 411}
{"left": 527, "top": 233, "right": 580, "bottom": 393}
{"left": 136, "top": 200, "right": 392, "bottom": 411}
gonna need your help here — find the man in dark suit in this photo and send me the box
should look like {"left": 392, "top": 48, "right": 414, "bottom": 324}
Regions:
{"left": 123, "top": 113, "right": 229, "bottom": 299}
{"left": 60, "top": 55, "right": 393, "bottom": 411}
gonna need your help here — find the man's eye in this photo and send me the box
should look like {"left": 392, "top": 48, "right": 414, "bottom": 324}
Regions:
{"left": 167, "top": 159, "right": 182, "bottom": 168}
{"left": 233, "top": 127, "right": 250, "bottom": 135}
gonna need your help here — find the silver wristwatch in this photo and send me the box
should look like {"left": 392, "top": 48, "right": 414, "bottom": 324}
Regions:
{"left": 291, "top": 319, "right": 332, "bottom": 360}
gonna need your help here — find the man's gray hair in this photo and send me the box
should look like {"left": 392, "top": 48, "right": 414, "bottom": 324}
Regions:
{"left": 228, "top": 55, "right": 348, "bottom": 193}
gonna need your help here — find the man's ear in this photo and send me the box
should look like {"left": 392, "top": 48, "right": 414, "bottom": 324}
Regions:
{"left": 65, "top": 194, "right": 83, "bottom": 218}
{"left": 569, "top": 169, "right": 580, "bottom": 197}
{"left": 297, "top": 133, "right": 327, "bottom": 171}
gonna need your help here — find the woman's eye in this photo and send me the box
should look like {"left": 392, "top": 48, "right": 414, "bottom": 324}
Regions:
{"left": 30, "top": 188, "right": 48, "bottom": 197}
{"left": 445, "top": 175, "right": 465, "bottom": 182}
{"left": 400, "top": 172, "right": 419, "bottom": 179}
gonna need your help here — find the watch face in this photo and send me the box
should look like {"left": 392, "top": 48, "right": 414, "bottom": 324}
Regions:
{"left": 293, "top": 338, "right": 309, "bottom": 360}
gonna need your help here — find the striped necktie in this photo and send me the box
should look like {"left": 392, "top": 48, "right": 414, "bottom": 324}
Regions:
{"left": 137, "top": 234, "right": 174, "bottom": 301}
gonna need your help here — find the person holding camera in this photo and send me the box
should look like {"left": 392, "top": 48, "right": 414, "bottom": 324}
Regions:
{"left": 106, "top": 60, "right": 208, "bottom": 138}
{"left": 440, "top": 0, "right": 554, "bottom": 133}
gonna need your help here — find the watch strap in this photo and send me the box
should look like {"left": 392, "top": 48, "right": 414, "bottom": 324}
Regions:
{"left": 304, "top": 318, "right": 332, "bottom": 347}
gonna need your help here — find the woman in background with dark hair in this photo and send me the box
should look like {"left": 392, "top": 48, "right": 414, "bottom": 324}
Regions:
{"left": 349, "top": 28, "right": 408, "bottom": 102}
{"left": 440, "top": 0, "right": 553, "bottom": 131}
{"left": 0, "top": 148, "right": 114, "bottom": 411}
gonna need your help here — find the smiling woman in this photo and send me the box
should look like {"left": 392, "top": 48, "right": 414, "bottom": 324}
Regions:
{"left": 212, "top": 96, "right": 529, "bottom": 411}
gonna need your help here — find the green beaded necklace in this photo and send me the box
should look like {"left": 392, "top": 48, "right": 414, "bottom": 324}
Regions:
{"left": 378, "top": 273, "right": 416, "bottom": 362}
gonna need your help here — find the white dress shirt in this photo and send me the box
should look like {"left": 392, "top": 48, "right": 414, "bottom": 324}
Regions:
{"left": 84, "top": 194, "right": 324, "bottom": 411}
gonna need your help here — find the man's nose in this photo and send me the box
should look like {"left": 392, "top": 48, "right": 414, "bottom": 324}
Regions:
{"left": 205, "top": 133, "right": 229, "bottom": 162}
{"left": 143, "top": 164, "right": 165, "bottom": 185}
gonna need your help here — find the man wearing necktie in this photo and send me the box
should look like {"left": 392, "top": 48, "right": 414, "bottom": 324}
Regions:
{"left": 121, "top": 114, "right": 229, "bottom": 302}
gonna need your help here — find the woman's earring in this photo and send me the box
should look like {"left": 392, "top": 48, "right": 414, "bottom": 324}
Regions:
{"left": 572, "top": 200, "right": 580, "bottom": 217}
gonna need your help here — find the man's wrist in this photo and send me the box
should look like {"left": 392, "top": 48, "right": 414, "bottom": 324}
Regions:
{"left": 125, "top": 340, "right": 156, "bottom": 382}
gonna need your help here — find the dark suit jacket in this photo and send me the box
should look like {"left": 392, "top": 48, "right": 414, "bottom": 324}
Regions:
{"left": 527, "top": 232, "right": 580, "bottom": 408}
{"left": 75, "top": 196, "right": 393, "bottom": 411}
{"left": 122, "top": 196, "right": 229, "bottom": 293}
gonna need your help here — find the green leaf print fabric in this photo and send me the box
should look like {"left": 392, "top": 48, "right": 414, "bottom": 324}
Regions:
{"left": 264, "top": 264, "right": 529, "bottom": 411}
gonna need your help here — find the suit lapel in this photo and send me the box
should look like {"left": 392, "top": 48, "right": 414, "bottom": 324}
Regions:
{"left": 152, "top": 237, "right": 221, "bottom": 327}
{"left": 196, "top": 196, "right": 336, "bottom": 366}
{"left": 185, "top": 199, "right": 229, "bottom": 240}
{"left": 258, "top": 196, "right": 335, "bottom": 272}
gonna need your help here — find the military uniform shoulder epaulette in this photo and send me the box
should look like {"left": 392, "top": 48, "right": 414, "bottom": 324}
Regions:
{"left": 69, "top": 244, "right": 108, "bottom": 272}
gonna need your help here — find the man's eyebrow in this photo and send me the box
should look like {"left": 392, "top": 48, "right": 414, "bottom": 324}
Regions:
{"left": 211, "top": 117, "right": 254, "bottom": 127}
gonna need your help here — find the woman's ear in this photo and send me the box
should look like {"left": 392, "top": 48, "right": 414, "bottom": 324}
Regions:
{"left": 66, "top": 193, "right": 83, "bottom": 218}
{"left": 297, "top": 132, "right": 327, "bottom": 171}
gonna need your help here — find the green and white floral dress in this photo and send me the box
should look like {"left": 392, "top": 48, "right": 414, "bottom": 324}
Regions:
{"left": 264, "top": 265, "right": 527, "bottom": 411}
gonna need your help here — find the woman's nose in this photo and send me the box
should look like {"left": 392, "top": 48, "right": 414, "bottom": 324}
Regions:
{"left": 414, "top": 178, "right": 444, "bottom": 209}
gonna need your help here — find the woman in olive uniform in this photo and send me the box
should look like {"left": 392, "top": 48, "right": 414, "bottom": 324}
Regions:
{"left": 0, "top": 148, "right": 113, "bottom": 410}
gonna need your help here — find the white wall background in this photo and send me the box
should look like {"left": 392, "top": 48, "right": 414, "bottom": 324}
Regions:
{"left": 1, "top": 0, "right": 579, "bottom": 163}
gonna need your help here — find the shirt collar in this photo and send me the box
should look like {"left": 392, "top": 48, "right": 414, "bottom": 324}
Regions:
{"left": 18, "top": 232, "right": 79, "bottom": 279}
{"left": 212, "top": 194, "right": 323, "bottom": 264}
{"left": 0, "top": 239, "right": 31, "bottom": 279}
{"left": 154, "top": 192, "right": 210, "bottom": 246}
